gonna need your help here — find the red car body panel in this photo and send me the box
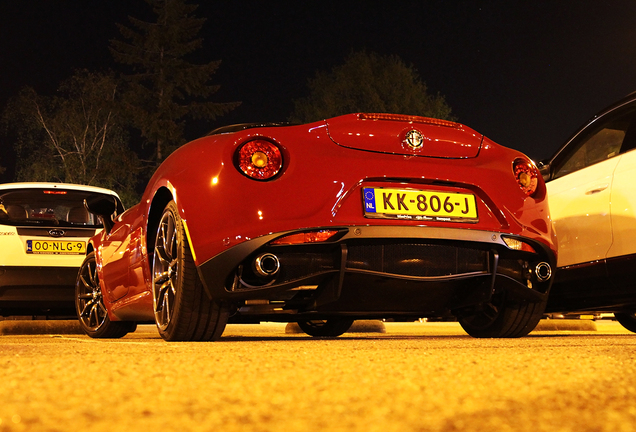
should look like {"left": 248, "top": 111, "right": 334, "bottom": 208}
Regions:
{"left": 156, "top": 119, "right": 552, "bottom": 263}
{"left": 328, "top": 114, "right": 482, "bottom": 158}
{"left": 88, "top": 114, "right": 556, "bottom": 323}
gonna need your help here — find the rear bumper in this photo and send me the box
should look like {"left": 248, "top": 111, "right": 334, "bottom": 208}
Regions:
{"left": 0, "top": 266, "right": 78, "bottom": 316}
{"left": 197, "top": 226, "right": 556, "bottom": 317}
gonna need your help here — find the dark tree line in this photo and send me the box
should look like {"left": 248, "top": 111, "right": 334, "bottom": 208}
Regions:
{"left": 2, "top": 0, "right": 239, "bottom": 206}
{"left": 290, "top": 51, "right": 455, "bottom": 124}
{"left": 1, "top": 1, "right": 455, "bottom": 208}
{"left": 110, "top": 0, "right": 240, "bottom": 163}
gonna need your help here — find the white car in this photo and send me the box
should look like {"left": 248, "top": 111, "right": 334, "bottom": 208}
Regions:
{"left": 0, "top": 182, "right": 122, "bottom": 317}
{"left": 541, "top": 91, "right": 636, "bottom": 332}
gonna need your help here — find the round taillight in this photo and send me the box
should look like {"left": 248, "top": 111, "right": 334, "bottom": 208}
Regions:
{"left": 236, "top": 139, "right": 283, "bottom": 180}
{"left": 513, "top": 158, "right": 539, "bottom": 196}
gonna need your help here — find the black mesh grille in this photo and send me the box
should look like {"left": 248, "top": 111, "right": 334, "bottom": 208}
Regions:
{"left": 234, "top": 242, "right": 490, "bottom": 290}
{"left": 276, "top": 252, "right": 338, "bottom": 281}
{"left": 346, "top": 243, "right": 488, "bottom": 277}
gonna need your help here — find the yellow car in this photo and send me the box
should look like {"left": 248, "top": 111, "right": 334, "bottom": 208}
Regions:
{"left": 542, "top": 91, "right": 636, "bottom": 332}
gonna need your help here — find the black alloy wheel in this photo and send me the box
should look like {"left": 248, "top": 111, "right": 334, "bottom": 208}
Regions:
{"left": 75, "top": 252, "right": 135, "bottom": 338}
{"left": 152, "top": 201, "right": 229, "bottom": 341}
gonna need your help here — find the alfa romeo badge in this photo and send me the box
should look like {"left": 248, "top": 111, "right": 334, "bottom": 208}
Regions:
{"left": 405, "top": 130, "right": 424, "bottom": 149}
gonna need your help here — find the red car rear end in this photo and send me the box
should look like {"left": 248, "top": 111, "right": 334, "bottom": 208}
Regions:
{"left": 77, "top": 114, "right": 556, "bottom": 340}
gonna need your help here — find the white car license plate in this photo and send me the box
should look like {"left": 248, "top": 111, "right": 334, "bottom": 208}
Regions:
{"left": 26, "top": 239, "right": 87, "bottom": 255}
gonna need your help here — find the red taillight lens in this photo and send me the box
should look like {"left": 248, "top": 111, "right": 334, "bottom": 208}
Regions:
{"left": 270, "top": 230, "right": 339, "bottom": 245}
{"left": 236, "top": 139, "right": 283, "bottom": 180}
{"left": 513, "top": 158, "right": 539, "bottom": 196}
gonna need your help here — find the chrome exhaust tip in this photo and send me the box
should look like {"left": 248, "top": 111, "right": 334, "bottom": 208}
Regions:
{"left": 535, "top": 262, "right": 552, "bottom": 282}
{"left": 253, "top": 253, "right": 280, "bottom": 277}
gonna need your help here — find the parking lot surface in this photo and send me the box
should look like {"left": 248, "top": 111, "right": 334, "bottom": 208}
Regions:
{"left": 1, "top": 321, "right": 635, "bottom": 432}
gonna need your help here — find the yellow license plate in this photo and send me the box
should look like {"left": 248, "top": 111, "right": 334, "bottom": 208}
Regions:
{"left": 363, "top": 187, "right": 478, "bottom": 222}
{"left": 26, "top": 239, "right": 87, "bottom": 255}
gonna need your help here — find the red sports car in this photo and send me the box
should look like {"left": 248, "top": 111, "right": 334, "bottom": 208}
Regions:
{"left": 76, "top": 113, "right": 556, "bottom": 340}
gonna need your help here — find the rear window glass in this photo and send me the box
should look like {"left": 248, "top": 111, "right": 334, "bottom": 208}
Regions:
{"left": 0, "top": 188, "right": 112, "bottom": 228}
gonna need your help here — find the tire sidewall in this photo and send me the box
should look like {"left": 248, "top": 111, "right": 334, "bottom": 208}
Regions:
{"left": 76, "top": 251, "right": 126, "bottom": 338}
{"left": 154, "top": 201, "right": 190, "bottom": 340}
{"left": 298, "top": 318, "right": 354, "bottom": 337}
{"left": 615, "top": 312, "right": 636, "bottom": 333}
{"left": 459, "top": 292, "right": 546, "bottom": 338}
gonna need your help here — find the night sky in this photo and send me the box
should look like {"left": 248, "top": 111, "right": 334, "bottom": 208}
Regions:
{"left": 1, "top": 0, "right": 636, "bottom": 183}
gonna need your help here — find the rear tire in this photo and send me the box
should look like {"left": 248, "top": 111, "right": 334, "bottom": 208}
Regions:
{"left": 614, "top": 312, "right": 636, "bottom": 333}
{"left": 458, "top": 290, "right": 545, "bottom": 338}
{"left": 297, "top": 318, "right": 354, "bottom": 337}
{"left": 75, "top": 252, "right": 135, "bottom": 338}
{"left": 152, "top": 201, "right": 229, "bottom": 341}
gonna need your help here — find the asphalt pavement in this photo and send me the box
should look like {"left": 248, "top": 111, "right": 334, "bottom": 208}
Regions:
{"left": 1, "top": 320, "right": 635, "bottom": 432}
{"left": 0, "top": 316, "right": 597, "bottom": 336}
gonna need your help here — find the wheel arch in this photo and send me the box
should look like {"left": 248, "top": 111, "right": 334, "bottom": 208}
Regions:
{"left": 146, "top": 187, "right": 174, "bottom": 263}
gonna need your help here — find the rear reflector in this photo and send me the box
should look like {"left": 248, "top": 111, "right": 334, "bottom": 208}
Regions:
{"left": 502, "top": 237, "right": 536, "bottom": 253}
{"left": 271, "top": 230, "right": 339, "bottom": 245}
